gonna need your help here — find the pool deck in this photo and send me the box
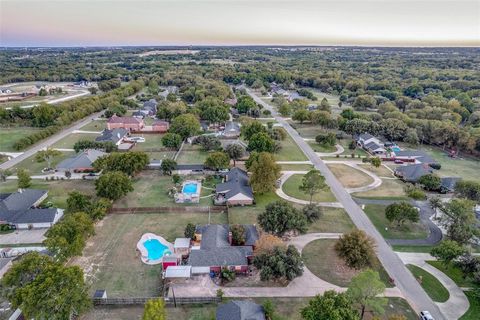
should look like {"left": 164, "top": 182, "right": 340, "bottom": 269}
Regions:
{"left": 176, "top": 180, "right": 202, "bottom": 203}
{"left": 136, "top": 233, "right": 174, "bottom": 265}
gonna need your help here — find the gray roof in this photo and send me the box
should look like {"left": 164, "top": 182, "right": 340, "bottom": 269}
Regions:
{"left": 175, "top": 164, "right": 205, "bottom": 171}
{"left": 143, "top": 99, "right": 157, "bottom": 109}
{"left": 223, "top": 121, "right": 241, "bottom": 134}
{"left": 12, "top": 208, "right": 58, "bottom": 224}
{"left": 216, "top": 168, "right": 253, "bottom": 200}
{"left": 56, "top": 149, "right": 106, "bottom": 170}
{"left": 358, "top": 133, "right": 374, "bottom": 141}
{"left": 95, "top": 128, "right": 128, "bottom": 144}
{"left": 216, "top": 301, "right": 265, "bottom": 320}
{"left": 365, "top": 141, "right": 384, "bottom": 150}
{"left": 244, "top": 225, "right": 259, "bottom": 246}
{"left": 394, "top": 164, "right": 433, "bottom": 182}
{"left": 394, "top": 150, "right": 437, "bottom": 164}
{"left": 440, "top": 177, "right": 461, "bottom": 191}
{"left": 0, "top": 189, "right": 47, "bottom": 213}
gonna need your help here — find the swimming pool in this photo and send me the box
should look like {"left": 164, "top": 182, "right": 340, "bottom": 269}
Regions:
{"left": 183, "top": 183, "right": 198, "bottom": 194}
{"left": 392, "top": 147, "right": 401, "bottom": 152}
{"left": 143, "top": 239, "right": 171, "bottom": 261}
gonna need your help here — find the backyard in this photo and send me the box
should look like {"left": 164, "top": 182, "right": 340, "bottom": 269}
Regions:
{"left": 282, "top": 173, "right": 337, "bottom": 203}
{"left": 327, "top": 163, "right": 373, "bottom": 188}
{"left": 175, "top": 144, "right": 209, "bottom": 164}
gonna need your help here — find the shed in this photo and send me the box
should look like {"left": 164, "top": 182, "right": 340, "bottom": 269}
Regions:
{"left": 174, "top": 238, "right": 191, "bottom": 256}
{"left": 164, "top": 265, "right": 192, "bottom": 279}
{"left": 93, "top": 290, "right": 107, "bottom": 299}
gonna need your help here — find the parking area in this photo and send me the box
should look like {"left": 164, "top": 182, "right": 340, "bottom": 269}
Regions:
{"left": 0, "top": 229, "right": 47, "bottom": 245}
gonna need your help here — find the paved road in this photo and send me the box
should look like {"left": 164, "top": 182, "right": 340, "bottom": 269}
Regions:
{"left": 0, "top": 111, "right": 104, "bottom": 170}
{"left": 5, "top": 89, "right": 90, "bottom": 110}
{"left": 246, "top": 88, "right": 445, "bottom": 319}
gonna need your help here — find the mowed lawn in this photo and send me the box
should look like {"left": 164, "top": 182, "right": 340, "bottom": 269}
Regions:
{"left": 71, "top": 212, "right": 228, "bottom": 298}
{"left": 282, "top": 174, "right": 337, "bottom": 202}
{"left": 359, "top": 164, "right": 394, "bottom": 177}
{"left": 79, "top": 120, "right": 106, "bottom": 132}
{"left": 51, "top": 132, "right": 97, "bottom": 149}
{"left": 302, "top": 239, "right": 393, "bottom": 288}
{"left": 280, "top": 164, "right": 314, "bottom": 171}
{"left": 353, "top": 178, "right": 408, "bottom": 200}
{"left": 274, "top": 134, "right": 308, "bottom": 161}
{"left": 0, "top": 127, "right": 40, "bottom": 151}
{"left": 130, "top": 134, "right": 165, "bottom": 150}
{"left": 12, "top": 151, "right": 75, "bottom": 175}
{"left": 176, "top": 145, "right": 209, "bottom": 164}
{"left": 406, "top": 264, "right": 449, "bottom": 302}
{"left": 228, "top": 191, "right": 283, "bottom": 225}
{"left": 364, "top": 204, "right": 428, "bottom": 240}
{"left": 327, "top": 164, "right": 374, "bottom": 188}
{"left": 307, "top": 208, "right": 355, "bottom": 233}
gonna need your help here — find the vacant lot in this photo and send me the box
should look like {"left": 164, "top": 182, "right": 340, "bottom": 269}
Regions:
{"left": 307, "top": 208, "right": 355, "bottom": 233}
{"left": 289, "top": 122, "right": 327, "bottom": 139}
{"left": 353, "top": 178, "right": 408, "bottom": 200}
{"left": 407, "top": 264, "right": 449, "bottom": 302}
{"left": 327, "top": 164, "right": 373, "bottom": 188}
{"left": 364, "top": 204, "right": 428, "bottom": 240}
{"left": 176, "top": 145, "right": 209, "bottom": 164}
{"left": 51, "top": 132, "right": 96, "bottom": 149}
{"left": 282, "top": 174, "right": 337, "bottom": 202}
{"left": 0, "top": 127, "right": 40, "bottom": 151}
{"left": 359, "top": 164, "right": 394, "bottom": 177}
{"left": 72, "top": 212, "right": 228, "bottom": 298}
{"left": 79, "top": 120, "right": 106, "bottom": 132}
{"left": 275, "top": 135, "right": 308, "bottom": 161}
{"left": 12, "top": 151, "right": 75, "bottom": 175}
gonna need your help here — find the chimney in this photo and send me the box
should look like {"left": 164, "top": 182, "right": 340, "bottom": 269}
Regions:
{"left": 18, "top": 188, "right": 23, "bottom": 194}
{"left": 228, "top": 231, "right": 233, "bottom": 245}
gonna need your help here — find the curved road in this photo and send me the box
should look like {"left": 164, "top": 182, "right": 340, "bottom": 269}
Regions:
{"left": 245, "top": 87, "right": 445, "bottom": 319}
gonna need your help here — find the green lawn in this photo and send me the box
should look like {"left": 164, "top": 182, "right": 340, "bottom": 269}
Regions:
{"left": 307, "top": 208, "right": 355, "bottom": 233}
{"left": 338, "top": 138, "right": 367, "bottom": 157}
{"left": 144, "top": 151, "right": 176, "bottom": 161}
{"left": 280, "top": 164, "right": 314, "bottom": 171}
{"left": 130, "top": 133, "right": 165, "bottom": 150}
{"left": 176, "top": 145, "right": 209, "bottom": 164}
{"left": 0, "top": 179, "right": 95, "bottom": 208}
{"left": 11, "top": 151, "right": 75, "bottom": 175}
{"left": 426, "top": 261, "right": 476, "bottom": 288}
{"left": 406, "top": 264, "right": 449, "bottom": 302}
{"left": 302, "top": 239, "right": 392, "bottom": 288}
{"left": 51, "top": 132, "right": 97, "bottom": 149}
{"left": 228, "top": 191, "right": 282, "bottom": 225}
{"left": 308, "top": 141, "right": 337, "bottom": 153}
{"left": 282, "top": 174, "right": 337, "bottom": 202}
{"left": 288, "top": 122, "right": 327, "bottom": 139}
{"left": 353, "top": 178, "right": 408, "bottom": 200}
{"left": 364, "top": 204, "right": 428, "bottom": 240}
{"left": 79, "top": 120, "right": 106, "bottom": 132}
{"left": 327, "top": 164, "right": 373, "bottom": 188}
{"left": 392, "top": 245, "right": 438, "bottom": 253}
{"left": 461, "top": 291, "right": 480, "bottom": 320}
{"left": 274, "top": 134, "right": 308, "bottom": 161}
{"left": 0, "top": 127, "right": 40, "bottom": 151}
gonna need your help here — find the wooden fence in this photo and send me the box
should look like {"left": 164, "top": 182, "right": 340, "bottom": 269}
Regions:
{"left": 109, "top": 206, "right": 227, "bottom": 214}
{"left": 93, "top": 296, "right": 221, "bottom": 306}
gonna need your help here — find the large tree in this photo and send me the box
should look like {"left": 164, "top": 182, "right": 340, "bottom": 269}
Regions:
{"left": 440, "top": 199, "right": 477, "bottom": 244}
{"left": 430, "top": 240, "right": 466, "bottom": 268}
{"left": 169, "top": 113, "right": 200, "bottom": 139}
{"left": 1, "top": 252, "right": 91, "bottom": 319}
{"left": 418, "top": 174, "right": 442, "bottom": 191}
{"left": 32, "top": 103, "right": 57, "bottom": 127}
{"left": 299, "top": 169, "right": 327, "bottom": 203}
{"left": 35, "top": 148, "right": 61, "bottom": 169}
{"left": 292, "top": 109, "right": 310, "bottom": 124}
{"left": 249, "top": 152, "right": 281, "bottom": 194}
{"left": 95, "top": 171, "right": 133, "bottom": 200}
{"left": 247, "top": 132, "right": 276, "bottom": 153}
{"left": 347, "top": 269, "right": 387, "bottom": 319}
{"left": 225, "top": 143, "right": 245, "bottom": 166}
{"left": 142, "top": 298, "right": 166, "bottom": 320}
{"left": 335, "top": 230, "right": 376, "bottom": 269}
{"left": 93, "top": 151, "right": 149, "bottom": 176}
{"left": 160, "top": 159, "right": 177, "bottom": 175}
{"left": 236, "top": 95, "right": 257, "bottom": 114}
{"left": 455, "top": 180, "right": 480, "bottom": 203}
{"left": 258, "top": 200, "right": 308, "bottom": 236}
{"left": 161, "top": 133, "right": 182, "bottom": 150}
{"left": 242, "top": 120, "right": 266, "bottom": 140}
{"left": 301, "top": 291, "right": 360, "bottom": 320}
{"left": 253, "top": 245, "right": 303, "bottom": 281}
{"left": 204, "top": 151, "right": 230, "bottom": 170}
{"left": 66, "top": 191, "right": 92, "bottom": 213}
{"left": 385, "top": 202, "right": 419, "bottom": 226}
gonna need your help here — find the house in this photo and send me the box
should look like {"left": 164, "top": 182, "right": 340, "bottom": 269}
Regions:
{"left": 174, "top": 238, "right": 191, "bottom": 257}
{"left": 132, "top": 110, "right": 148, "bottom": 119}
{"left": 174, "top": 164, "right": 206, "bottom": 175}
{"left": 56, "top": 149, "right": 106, "bottom": 173}
{"left": 215, "top": 168, "right": 254, "bottom": 206}
{"left": 187, "top": 224, "right": 259, "bottom": 274}
{"left": 96, "top": 128, "right": 129, "bottom": 145}
{"left": 216, "top": 300, "right": 265, "bottom": 320}
{"left": 364, "top": 141, "right": 385, "bottom": 154}
{"left": 440, "top": 177, "right": 461, "bottom": 193}
{"left": 142, "top": 99, "right": 158, "bottom": 115}
{"left": 394, "top": 164, "right": 434, "bottom": 183}
{"left": 107, "top": 115, "right": 145, "bottom": 131}
{"left": 356, "top": 133, "right": 381, "bottom": 148}
{"left": 221, "top": 121, "right": 241, "bottom": 138}
{"left": 0, "top": 189, "right": 63, "bottom": 229}
{"left": 152, "top": 120, "right": 170, "bottom": 133}
{"left": 393, "top": 150, "right": 437, "bottom": 165}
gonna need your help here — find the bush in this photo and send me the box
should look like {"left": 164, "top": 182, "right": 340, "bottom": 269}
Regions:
{"left": 253, "top": 245, "right": 303, "bottom": 281}
{"left": 230, "top": 225, "right": 246, "bottom": 246}
{"left": 335, "top": 230, "right": 376, "bottom": 269}
{"left": 220, "top": 267, "right": 236, "bottom": 283}
{"left": 404, "top": 183, "right": 426, "bottom": 200}
{"left": 429, "top": 163, "right": 441, "bottom": 170}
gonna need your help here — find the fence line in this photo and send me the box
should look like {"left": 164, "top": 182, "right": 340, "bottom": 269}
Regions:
{"left": 93, "top": 296, "right": 221, "bottom": 306}
{"left": 109, "top": 206, "right": 227, "bottom": 214}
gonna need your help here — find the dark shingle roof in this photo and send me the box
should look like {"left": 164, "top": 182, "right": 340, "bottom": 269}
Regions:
{"left": 358, "top": 133, "right": 374, "bottom": 141}
{"left": 12, "top": 208, "right": 58, "bottom": 224}
{"left": 365, "top": 141, "right": 384, "bottom": 150}
{"left": 394, "top": 150, "right": 436, "bottom": 164}
{"left": 95, "top": 128, "right": 128, "bottom": 144}
{"left": 0, "top": 189, "right": 47, "bottom": 213}
{"left": 216, "top": 168, "right": 253, "bottom": 200}
{"left": 56, "top": 149, "right": 106, "bottom": 170}
{"left": 395, "top": 164, "right": 433, "bottom": 182}
{"left": 216, "top": 300, "right": 265, "bottom": 320}
{"left": 244, "top": 225, "right": 259, "bottom": 246}
{"left": 0, "top": 190, "right": 59, "bottom": 225}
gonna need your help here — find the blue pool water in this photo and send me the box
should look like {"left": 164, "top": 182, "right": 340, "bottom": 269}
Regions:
{"left": 143, "top": 239, "right": 170, "bottom": 261}
{"left": 392, "top": 147, "right": 401, "bottom": 152}
{"left": 183, "top": 183, "right": 198, "bottom": 194}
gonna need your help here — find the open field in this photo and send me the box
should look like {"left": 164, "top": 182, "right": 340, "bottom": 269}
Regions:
{"left": 282, "top": 173, "right": 337, "bottom": 202}
{"left": 176, "top": 145, "right": 209, "bottom": 164}
{"left": 51, "top": 132, "right": 96, "bottom": 149}
{"left": 289, "top": 122, "right": 327, "bottom": 139}
{"left": 72, "top": 212, "right": 228, "bottom": 298}
{"left": 307, "top": 208, "right": 355, "bottom": 233}
{"left": 0, "top": 127, "right": 40, "bottom": 151}
{"left": 79, "top": 120, "right": 106, "bottom": 132}
{"left": 327, "top": 163, "right": 374, "bottom": 188}
{"left": 302, "top": 239, "right": 392, "bottom": 288}
{"left": 364, "top": 204, "right": 428, "bottom": 240}
{"left": 11, "top": 151, "right": 75, "bottom": 175}
{"left": 406, "top": 264, "right": 449, "bottom": 302}
{"left": 0, "top": 179, "right": 95, "bottom": 208}
{"left": 359, "top": 164, "right": 394, "bottom": 177}
{"left": 353, "top": 178, "right": 408, "bottom": 200}
{"left": 275, "top": 134, "right": 308, "bottom": 161}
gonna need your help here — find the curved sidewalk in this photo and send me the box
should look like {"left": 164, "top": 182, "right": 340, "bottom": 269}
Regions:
{"left": 323, "top": 160, "right": 382, "bottom": 193}
{"left": 316, "top": 144, "right": 345, "bottom": 157}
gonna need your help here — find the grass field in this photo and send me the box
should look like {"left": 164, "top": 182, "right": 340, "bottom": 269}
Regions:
{"left": 79, "top": 120, "right": 106, "bottom": 132}
{"left": 353, "top": 178, "right": 408, "bottom": 200}
{"left": 143, "top": 151, "right": 176, "bottom": 161}
{"left": 130, "top": 134, "right": 165, "bottom": 150}
{"left": 406, "top": 264, "right": 449, "bottom": 302}
{"left": 302, "top": 239, "right": 392, "bottom": 288}
{"left": 461, "top": 291, "right": 480, "bottom": 320}
{"left": 176, "top": 145, "right": 209, "bottom": 164}
{"left": 364, "top": 204, "right": 428, "bottom": 240}
{"left": 308, "top": 141, "right": 337, "bottom": 153}
{"left": 227, "top": 191, "right": 282, "bottom": 225}
{"left": 282, "top": 174, "right": 337, "bottom": 202}
{"left": 289, "top": 122, "right": 327, "bottom": 139}
{"left": 72, "top": 212, "right": 228, "bottom": 298}
{"left": 426, "top": 261, "right": 477, "bottom": 288}
{"left": 51, "top": 132, "right": 96, "bottom": 149}
{"left": 338, "top": 138, "right": 368, "bottom": 157}
{"left": 359, "top": 164, "right": 394, "bottom": 177}
{"left": 0, "top": 127, "right": 40, "bottom": 151}
{"left": 307, "top": 208, "right": 355, "bottom": 233}
{"left": 0, "top": 179, "right": 95, "bottom": 208}
{"left": 275, "top": 134, "right": 308, "bottom": 161}
{"left": 12, "top": 151, "right": 75, "bottom": 175}
{"left": 327, "top": 164, "right": 374, "bottom": 188}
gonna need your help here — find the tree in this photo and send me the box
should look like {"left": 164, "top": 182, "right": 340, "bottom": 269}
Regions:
{"left": 66, "top": 191, "right": 92, "bottom": 213}
{"left": 385, "top": 202, "right": 419, "bottom": 226}
{"left": 254, "top": 233, "right": 285, "bottom": 255}
{"left": 184, "top": 223, "right": 196, "bottom": 239}
{"left": 455, "top": 180, "right": 480, "bottom": 203}
{"left": 35, "top": 148, "right": 61, "bottom": 169}
{"left": 315, "top": 132, "right": 336, "bottom": 146}
{"left": 44, "top": 212, "right": 94, "bottom": 262}
{"left": 17, "top": 168, "right": 31, "bottom": 189}
{"left": 299, "top": 170, "right": 327, "bottom": 203}
{"left": 225, "top": 143, "right": 245, "bottom": 166}
{"left": 258, "top": 200, "right": 308, "bottom": 236}
{"left": 320, "top": 98, "right": 331, "bottom": 111}
{"left": 347, "top": 269, "right": 386, "bottom": 319}
{"left": 32, "top": 103, "right": 56, "bottom": 127}
{"left": 302, "top": 203, "right": 323, "bottom": 223}
{"left": 95, "top": 171, "right": 133, "bottom": 200}
{"left": 160, "top": 159, "right": 177, "bottom": 175}
{"left": 292, "top": 109, "right": 310, "bottom": 124}
{"left": 253, "top": 245, "right": 303, "bottom": 281}
{"left": 278, "top": 103, "right": 292, "bottom": 116}
{"left": 204, "top": 151, "right": 229, "bottom": 170}
{"left": 405, "top": 128, "right": 419, "bottom": 146}
{"left": 353, "top": 95, "right": 377, "bottom": 111}
{"left": 430, "top": 240, "right": 466, "bottom": 268}
{"left": 231, "top": 225, "right": 246, "bottom": 245}
{"left": 194, "top": 135, "right": 221, "bottom": 151}
{"left": 440, "top": 199, "right": 477, "bottom": 244}
{"left": 93, "top": 151, "right": 149, "bottom": 176}
{"left": 169, "top": 113, "right": 200, "bottom": 139}
{"left": 89, "top": 197, "right": 111, "bottom": 221}
{"left": 242, "top": 120, "right": 266, "bottom": 140}
{"left": 418, "top": 174, "right": 442, "bottom": 191}
{"left": 0, "top": 169, "right": 12, "bottom": 182}
{"left": 301, "top": 291, "right": 360, "bottom": 320}
{"left": 248, "top": 132, "right": 276, "bottom": 153}
{"left": 262, "top": 299, "right": 276, "bottom": 320}
{"left": 142, "top": 298, "right": 166, "bottom": 320}
{"left": 380, "top": 118, "right": 408, "bottom": 141}
{"left": 429, "top": 196, "right": 443, "bottom": 219}
{"left": 1, "top": 252, "right": 91, "bottom": 320}
{"left": 161, "top": 133, "right": 182, "bottom": 150}
{"left": 249, "top": 152, "right": 281, "bottom": 194}
{"left": 236, "top": 95, "right": 256, "bottom": 114}
{"left": 371, "top": 157, "right": 381, "bottom": 168}
{"left": 335, "top": 230, "right": 376, "bottom": 269}
{"left": 73, "top": 140, "right": 117, "bottom": 153}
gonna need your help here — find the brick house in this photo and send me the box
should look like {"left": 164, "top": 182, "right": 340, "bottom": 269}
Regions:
{"left": 107, "top": 115, "right": 145, "bottom": 131}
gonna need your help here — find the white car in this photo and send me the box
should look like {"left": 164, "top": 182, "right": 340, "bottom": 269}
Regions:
{"left": 126, "top": 136, "right": 145, "bottom": 143}
{"left": 419, "top": 311, "right": 434, "bottom": 320}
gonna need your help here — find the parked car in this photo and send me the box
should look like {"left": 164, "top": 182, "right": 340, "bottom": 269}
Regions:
{"left": 419, "top": 311, "right": 434, "bottom": 320}
{"left": 394, "top": 159, "right": 404, "bottom": 164}
{"left": 126, "top": 136, "right": 145, "bottom": 143}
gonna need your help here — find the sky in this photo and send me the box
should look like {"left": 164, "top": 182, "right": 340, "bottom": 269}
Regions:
{"left": 1, "top": 0, "right": 479, "bottom": 47}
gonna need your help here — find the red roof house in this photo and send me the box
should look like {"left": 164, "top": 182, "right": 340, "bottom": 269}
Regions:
{"left": 107, "top": 115, "right": 145, "bottom": 131}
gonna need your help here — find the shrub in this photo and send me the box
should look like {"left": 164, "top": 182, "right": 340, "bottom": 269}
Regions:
{"left": 429, "top": 163, "right": 441, "bottom": 170}
{"left": 404, "top": 183, "right": 426, "bottom": 200}
{"left": 220, "top": 267, "right": 236, "bottom": 283}
{"left": 335, "top": 230, "right": 376, "bottom": 269}
{"left": 230, "top": 225, "right": 246, "bottom": 246}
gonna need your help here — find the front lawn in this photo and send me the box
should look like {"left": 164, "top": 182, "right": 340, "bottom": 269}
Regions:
{"left": 426, "top": 261, "right": 476, "bottom": 288}
{"left": 51, "top": 132, "right": 97, "bottom": 149}
{"left": 359, "top": 164, "right": 394, "bottom": 177}
{"left": 308, "top": 141, "right": 337, "bottom": 153}
{"left": 227, "top": 191, "right": 282, "bottom": 225}
{"left": 279, "top": 164, "right": 314, "bottom": 171}
{"left": 274, "top": 134, "right": 308, "bottom": 161}
{"left": 406, "top": 264, "right": 449, "bottom": 302}
{"left": 327, "top": 164, "right": 373, "bottom": 188}
{"left": 79, "top": 120, "right": 106, "bottom": 132}
{"left": 12, "top": 151, "right": 75, "bottom": 175}
{"left": 0, "top": 127, "right": 40, "bottom": 151}
{"left": 307, "top": 208, "right": 355, "bottom": 233}
{"left": 282, "top": 174, "right": 337, "bottom": 203}
{"left": 353, "top": 178, "right": 408, "bottom": 200}
{"left": 364, "top": 204, "right": 428, "bottom": 240}
{"left": 461, "top": 291, "right": 480, "bottom": 320}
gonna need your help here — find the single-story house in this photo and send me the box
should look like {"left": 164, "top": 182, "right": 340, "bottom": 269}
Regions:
{"left": 174, "top": 164, "right": 206, "bottom": 175}
{"left": 188, "top": 224, "right": 258, "bottom": 274}
{"left": 0, "top": 189, "right": 63, "bottom": 229}
{"left": 152, "top": 120, "right": 170, "bottom": 133}
{"left": 356, "top": 133, "right": 379, "bottom": 147}
{"left": 394, "top": 164, "right": 434, "bottom": 183}
{"left": 96, "top": 128, "right": 129, "bottom": 145}
{"left": 215, "top": 168, "right": 254, "bottom": 206}
{"left": 216, "top": 300, "right": 265, "bottom": 320}
{"left": 107, "top": 115, "right": 145, "bottom": 131}
{"left": 440, "top": 177, "right": 461, "bottom": 193}
{"left": 392, "top": 150, "right": 437, "bottom": 165}
{"left": 221, "top": 121, "right": 241, "bottom": 138}
{"left": 56, "top": 149, "right": 106, "bottom": 173}
{"left": 364, "top": 141, "right": 385, "bottom": 154}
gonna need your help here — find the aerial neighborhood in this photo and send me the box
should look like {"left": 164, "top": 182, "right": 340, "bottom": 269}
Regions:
{"left": 0, "top": 45, "right": 479, "bottom": 320}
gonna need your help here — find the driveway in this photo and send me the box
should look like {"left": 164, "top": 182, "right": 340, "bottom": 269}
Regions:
{"left": 245, "top": 87, "right": 445, "bottom": 319}
{"left": 0, "top": 229, "right": 47, "bottom": 245}
{"left": 316, "top": 144, "right": 345, "bottom": 156}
